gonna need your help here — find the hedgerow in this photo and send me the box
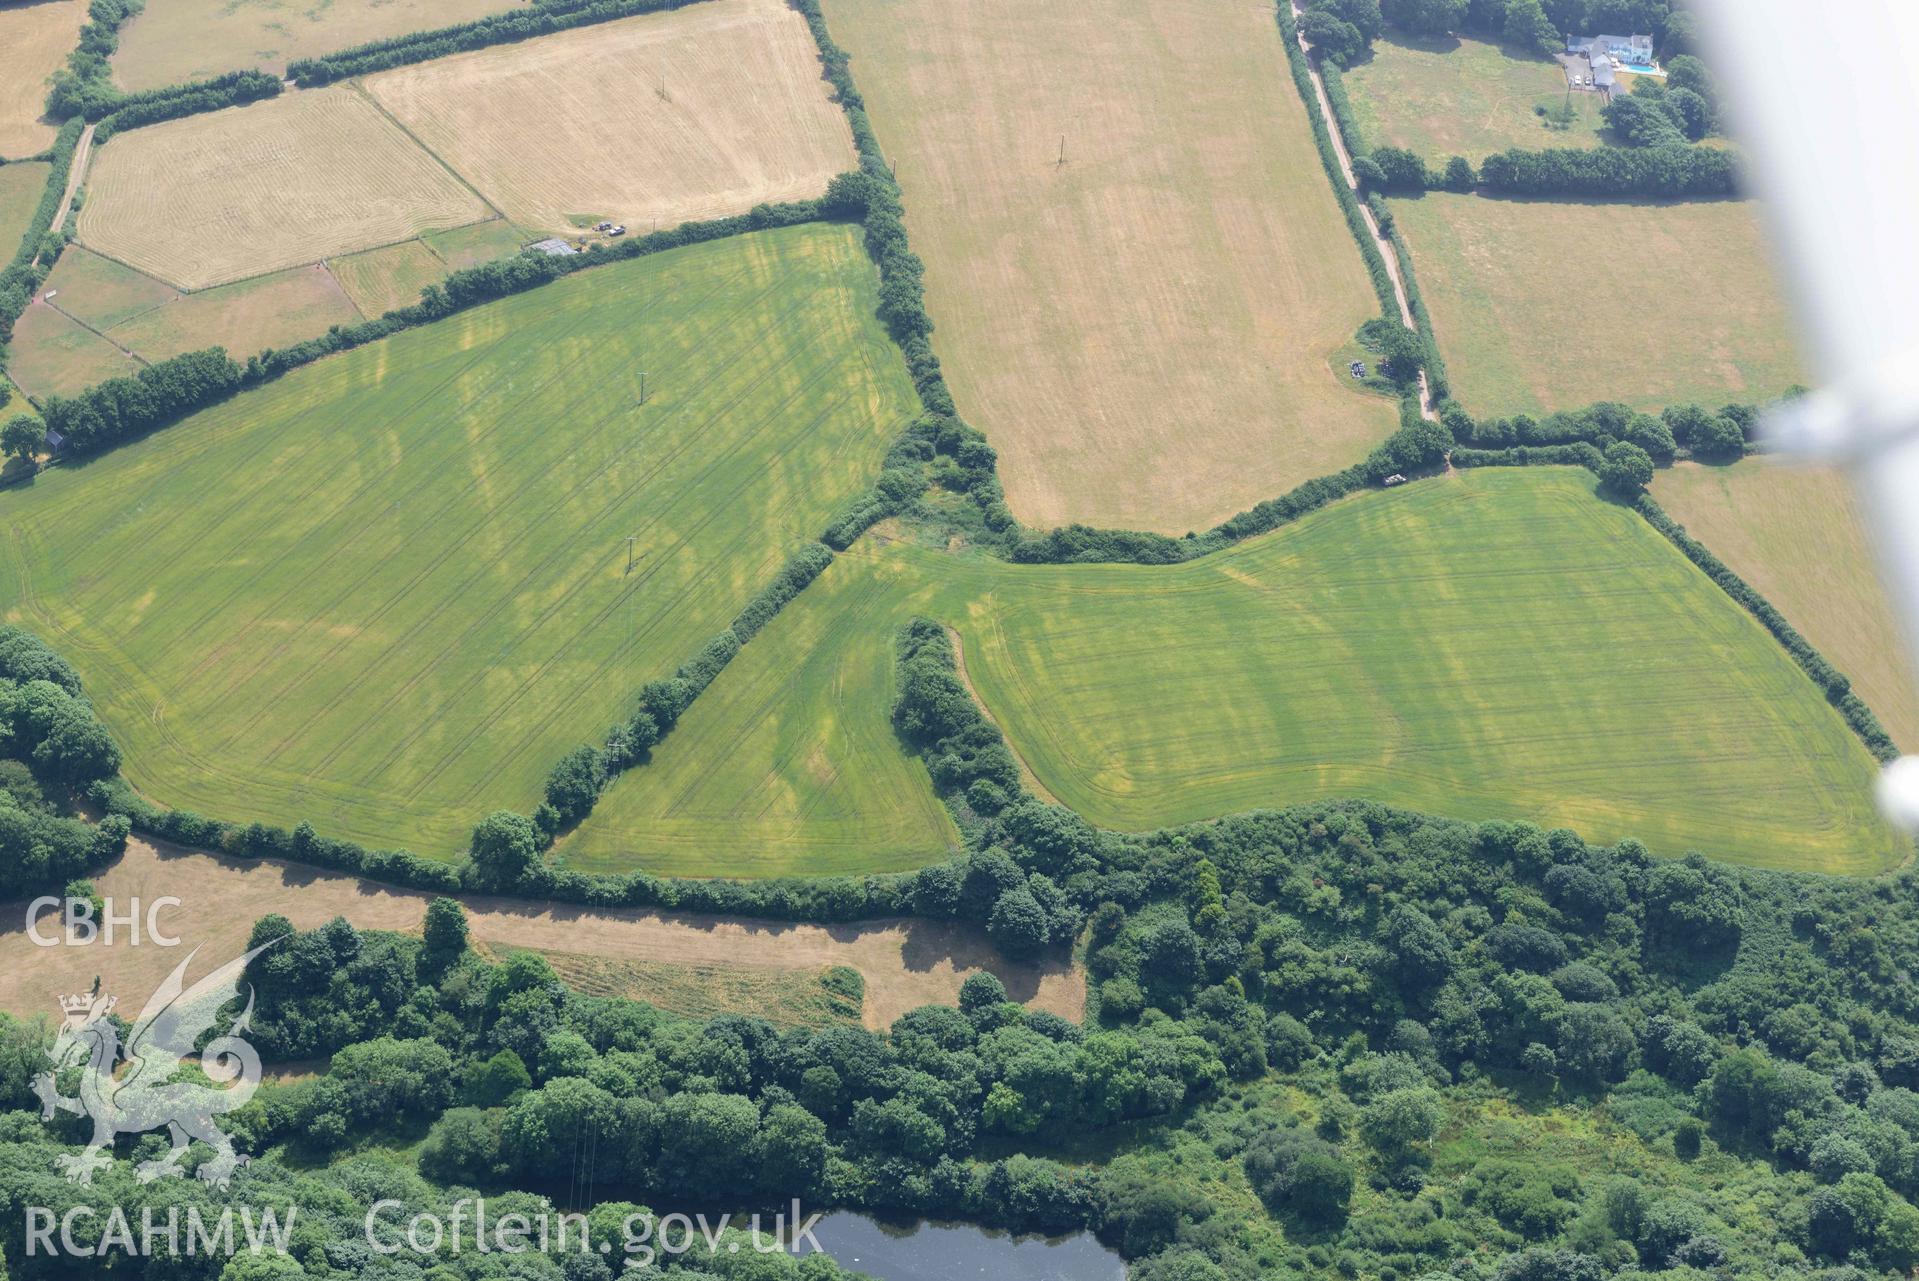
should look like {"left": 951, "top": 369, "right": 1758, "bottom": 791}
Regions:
{"left": 0, "top": 120, "right": 85, "bottom": 357}
{"left": 286, "top": 0, "right": 706, "bottom": 85}
{"left": 1273, "top": 4, "right": 1399, "bottom": 319}
{"left": 89, "top": 70, "right": 283, "bottom": 141}
{"left": 1480, "top": 142, "right": 1739, "bottom": 197}
{"left": 28, "top": 191, "right": 840, "bottom": 464}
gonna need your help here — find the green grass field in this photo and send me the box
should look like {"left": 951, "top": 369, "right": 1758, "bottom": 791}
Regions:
{"left": 0, "top": 223, "right": 918, "bottom": 856}
{"left": 576, "top": 469, "right": 1904, "bottom": 876}
{"left": 1344, "top": 34, "right": 1604, "bottom": 160}
{"left": 0, "top": 161, "right": 51, "bottom": 258}
{"left": 1391, "top": 193, "right": 1804, "bottom": 416}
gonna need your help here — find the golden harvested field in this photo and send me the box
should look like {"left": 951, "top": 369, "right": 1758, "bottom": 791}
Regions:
{"left": 824, "top": 0, "right": 1395, "bottom": 534}
{"left": 76, "top": 86, "right": 491, "bottom": 290}
{"left": 0, "top": 0, "right": 84, "bottom": 158}
{"left": 0, "top": 161, "right": 51, "bottom": 253}
{"left": 1392, "top": 193, "right": 1803, "bottom": 416}
{"left": 363, "top": 0, "right": 856, "bottom": 236}
{"left": 109, "top": 0, "right": 523, "bottom": 92}
{"left": 1655, "top": 459, "right": 1919, "bottom": 750}
{"left": 0, "top": 838, "right": 1085, "bottom": 1032}
{"left": 6, "top": 299, "right": 140, "bottom": 397}
{"left": 328, "top": 239, "right": 449, "bottom": 316}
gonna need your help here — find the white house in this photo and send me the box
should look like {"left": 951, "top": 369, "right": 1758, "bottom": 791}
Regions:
{"left": 1567, "top": 33, "right": 1653, "bottom": 63}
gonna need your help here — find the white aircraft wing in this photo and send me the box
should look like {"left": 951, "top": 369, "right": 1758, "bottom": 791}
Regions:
{"left": 1695, "top": 0, "right": 1919, "bottom": 824}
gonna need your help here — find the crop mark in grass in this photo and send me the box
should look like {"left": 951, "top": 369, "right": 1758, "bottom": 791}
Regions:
{"left": 338, "top": 295, "right": 855, "bottom": 790}
{"left": 192, "top": 255, "right": 775, "bottom": 717}
{"left": 588, "top": 469, "right": 1900, "bottom": 876}
{"left": 0, "top": 225, "right": 915, "bottom": 854}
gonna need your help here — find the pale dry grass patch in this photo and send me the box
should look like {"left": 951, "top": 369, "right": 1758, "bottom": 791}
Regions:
{"left": 110, "top": 0, "right": 522, "bottom": 92}
{"left": 363, "top": 0, "right": 855, "bottom": 236}
{"left": 0, "top": 838, "right": 1085, "bottom": 1032}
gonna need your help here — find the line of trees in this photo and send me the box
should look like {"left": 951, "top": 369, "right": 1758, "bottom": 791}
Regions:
{"left": 0, "top": 119, "right": 84, "bottom": 357}
{"left": 30, "top": 193, "right": 839, "bottom": 467}
{"left": 0, "top": 626, "right": 129, "bottom": 898}
{"left": 87, "top": 70, "right": 282, "bottom": 141}
{"left": 286, "top": 0, "right": 705, "bottom": 85}
{"left": 35, "top": 778, "right": 1919, "bottom": 1278}
{"left": 1479, "top": 141, "right": 1737, "bottom": 196}
{"left": 39, "top": 0, "right": 138, "bottom": 121}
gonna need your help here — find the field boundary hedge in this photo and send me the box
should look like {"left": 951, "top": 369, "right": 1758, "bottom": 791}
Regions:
{"left": 26, "top": 191, "right": 850, "bottom": 466}
{"left": 1273, "top": 5, "right": 1399, "bottom": 321}
{"left": 0, "top": 120, "right": 87, "bottom": 366}
{"left": 286, "top": 0, "right": 710, "bottom": 85}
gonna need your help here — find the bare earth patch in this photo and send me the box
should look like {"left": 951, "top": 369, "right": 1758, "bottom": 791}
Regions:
{"left": 0, "top": 0, "right": 85, "bottom": 158}
{"left": 0, "top": 838, "right": 1085, "bottom": 1032}
{"left": 362, "top": 0, "right": 856, "bottom": 237}
{"left": 823, "top": 0, "right": 1396, "bottom": 533}
{"left": 76, "top": 86, "right": 491, "bottom": 290}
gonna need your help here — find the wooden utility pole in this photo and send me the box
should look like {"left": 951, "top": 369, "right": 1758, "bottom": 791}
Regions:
{"left": 624, "top": 535, "right": 638, "bottom": 575}
{"left": 1057, "top": 134, "right": 1066, "bottom": 167}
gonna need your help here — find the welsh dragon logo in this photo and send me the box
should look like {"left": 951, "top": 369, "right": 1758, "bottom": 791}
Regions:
{"left": 32, "top": 942, "right": 274, "bottom": 1189}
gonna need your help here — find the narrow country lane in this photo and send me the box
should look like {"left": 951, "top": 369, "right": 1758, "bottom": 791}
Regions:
{"left": 1288, "top": 2, "right": 1438, "bottom": 421}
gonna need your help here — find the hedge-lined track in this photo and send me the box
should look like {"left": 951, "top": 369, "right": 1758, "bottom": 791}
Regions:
{"left": 822, "top": 0, "right": 1397, "bottom": 534}
{"left": 75, "top": 86, "right": 491, "bottom": 289}
{"left": 578, "top": 470, "right": 1904, "bottom": 876}
{"left": 1391, "top": 192, "right": 1802, "bottom": 416}
{"left": 361, "top": 0, "right": 856, "bottom": 238}
{"left": 0, "top": 224, "right": 918, "bottom": 856}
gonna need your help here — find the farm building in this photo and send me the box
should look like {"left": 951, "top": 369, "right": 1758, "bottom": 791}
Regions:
{"left": 528, "top": 237, "right": 579, "bottom": 257}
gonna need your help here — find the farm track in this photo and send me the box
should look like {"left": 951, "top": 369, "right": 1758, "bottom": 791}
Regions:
{"left": 1289, "top": 0, "right": 1436, "bottom": 420}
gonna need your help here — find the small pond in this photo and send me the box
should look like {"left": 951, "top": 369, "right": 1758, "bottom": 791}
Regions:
{"left": 798, "top": 1211, "right": 1126, "bottom": 1281}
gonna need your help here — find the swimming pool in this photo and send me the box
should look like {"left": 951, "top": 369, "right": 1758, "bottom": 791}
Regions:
{"left": 1619, "top": 62, "right": 1664, "bottom": 75}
